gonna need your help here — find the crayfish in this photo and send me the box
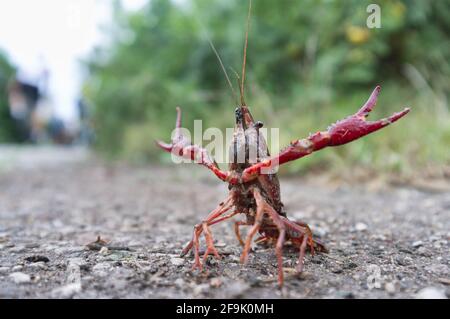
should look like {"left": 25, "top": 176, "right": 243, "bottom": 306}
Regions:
{"left": 156, "top": 2, "right": 410, "bottom": 286}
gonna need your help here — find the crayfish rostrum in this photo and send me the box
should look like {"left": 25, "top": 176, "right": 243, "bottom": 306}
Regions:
{"left": 156, "top": 3, "right": 410, "bottom": 287}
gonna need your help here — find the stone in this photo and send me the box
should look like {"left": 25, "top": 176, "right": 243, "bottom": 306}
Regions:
{"left": 355, "top": 222, "right": 368, "bottom": 232}
{"left": 11, "top": 265, "right": 23, "bottom": 272}
{"left": 25, "top": 255, "right": 50, "bottom": 263}
{"left": 28, "top": 262, "right": 48, "bottom": 270}
{"left": 9, "top": 272, "right": 31, "bottom": 284}
{"left": 170, "top": 257, "right": 185, "bottom": 266}
{"left": 385, "top": 282, "right": 396, "bottom": 294}
{"left": 412, "top": 240, "right": 423, "bottom": 248}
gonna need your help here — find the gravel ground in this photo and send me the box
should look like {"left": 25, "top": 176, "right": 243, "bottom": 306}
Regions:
{"left": 0, "top": 146, "right": 449, "bottom": 299}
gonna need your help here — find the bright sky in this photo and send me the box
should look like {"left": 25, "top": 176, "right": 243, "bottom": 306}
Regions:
{"left": 0, "top": 0, "right": 147, "bottom": 123}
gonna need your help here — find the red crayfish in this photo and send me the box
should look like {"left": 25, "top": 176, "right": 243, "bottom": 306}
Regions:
{"left": 157, "top": 2, "right": 410, "bottom": 286}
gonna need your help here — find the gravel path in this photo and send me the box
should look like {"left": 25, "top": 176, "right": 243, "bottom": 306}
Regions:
{"left": 0, "top": 146, "right": 448, "bottom": 298}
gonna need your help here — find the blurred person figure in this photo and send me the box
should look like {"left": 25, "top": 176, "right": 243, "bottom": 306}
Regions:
{"left": 7, "top": 56, "right": 78, "bottom": 144}
{"left": 76, "top": 98, "right": 94, "bottom": 145}
{"left": 7, "top": 56, "right": 49, "bottom": 142}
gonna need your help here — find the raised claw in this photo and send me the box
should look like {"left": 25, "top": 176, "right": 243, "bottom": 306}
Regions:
{"left": 156, "top": 107, "right": 235, "bottom": 183}
{"left": 155, "top": 107, "right": 189, "bottom": 155}
{"left": 156, "top": 141, "right": 174, "bottom": 153}
{"left": 241, "top": 86, "right": 410, "bottom": 183}
{"left": 328, "top": 86, "right": 410, "bottom": 146}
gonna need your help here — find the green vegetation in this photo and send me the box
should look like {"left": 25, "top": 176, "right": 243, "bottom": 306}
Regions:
{"left": 0, "top": 51, "right": 17, "bottom": 142}
{"left": 85, "top": 0, "right": 450, "bottom": 175}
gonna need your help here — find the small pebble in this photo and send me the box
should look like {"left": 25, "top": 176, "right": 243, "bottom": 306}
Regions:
{"left": 215, "top": 241, "right": 226, "bottom": 248}
{"left": 412, "top": 240, "right": 423, "bottom": 248}
{"left": 344, "top": 262, "right": 358, "bottom": 269}
{"left": 355, "top": 222, "right": 368, "bottom": 232}
{"left": 331, "top": 267, "right": 343, "bottom": 274}
{"left": 170, "top": 257, "right": 185, "bottom": 266}
{"left": 385, "top": 282, "right": 396, "bottom": 294}
{"left": 395, "top": 256, "right": 410, "bottom": 266}
{"left": 9, "top": 272, "right": 31, "bottom": 284}
{"left": 27, "top": 262, "right": 47, "bottom": 270}
{"left": 11, "top": 265, "right": 23, "bottom": 272}
{"left": 99, "top": 247, "right": 109, "bottom": 255}
{"left": 25, "top": 255, "right": 50, "bottom": 263}
{"left": 229, "top": 255, "right": 241, "bottom": 263}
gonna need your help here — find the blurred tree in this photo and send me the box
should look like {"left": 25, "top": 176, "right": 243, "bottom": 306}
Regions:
{"left": 85, "top": 0, "right": 449, "bottom": 170}
{"left": 0, "top": 50, "right": 17, "bottom": 142}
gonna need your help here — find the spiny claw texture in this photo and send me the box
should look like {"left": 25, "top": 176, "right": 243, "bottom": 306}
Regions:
{"left": 242, "top": 86, "right": 410, "bottom": 177}
{"left": 156, "top": 107, "right": 234, "bottom": 182}
{"left": 327, "top": 86, "right": 410, "bottom": 146}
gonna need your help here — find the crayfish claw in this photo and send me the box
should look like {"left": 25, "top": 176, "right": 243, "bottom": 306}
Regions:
{"left": 155, "top": 140, "right": 173, "bottom": 152}
{"left": 356, "top": 85, "right": 381, "bottom": 117}
{"left": 328, "top": 87, "right": 410, "bottom": 146}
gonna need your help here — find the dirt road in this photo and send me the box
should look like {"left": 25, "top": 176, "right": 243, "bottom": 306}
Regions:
{"left": 0, "top": 146, "right": 448, "bottom": 298}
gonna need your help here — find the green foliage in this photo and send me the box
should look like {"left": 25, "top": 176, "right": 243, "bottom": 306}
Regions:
{"left": 0, "top": 51, "right": 17, "bottom": 142}
{"left": 85, "top": 0, "right": 450, "bottom": 173}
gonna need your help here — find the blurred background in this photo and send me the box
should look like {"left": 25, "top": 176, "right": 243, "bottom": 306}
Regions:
{"left": 0, "top": 0, "right": 449, "bottom": 178}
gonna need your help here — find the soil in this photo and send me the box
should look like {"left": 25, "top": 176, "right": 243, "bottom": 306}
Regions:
{"left": 0, "top": 146, "right": 448, "bottom": 298}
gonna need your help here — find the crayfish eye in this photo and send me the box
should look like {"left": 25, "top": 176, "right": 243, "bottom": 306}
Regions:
{"left": 235, "top": 107, "right": 243, "bottom": 123}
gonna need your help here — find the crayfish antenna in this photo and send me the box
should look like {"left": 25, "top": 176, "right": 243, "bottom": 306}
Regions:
{"left": 207, "top": 37, "right": 239, "bottom": 105}
{"left": 240, "top": 0, "right": 252, "bottom": 107}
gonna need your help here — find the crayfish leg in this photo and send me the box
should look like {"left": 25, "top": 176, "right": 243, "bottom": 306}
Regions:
{"left": 234, "top": 220, "right": 251, "bottom": 247}
{"left": 180, "top": 195, "right": 239, "bottom": 271}
{"left": 249, "top": 188, "right": 288, "bottom": 286}
{"left": 240, "top": 208, "right": 264, "bottom": 264}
